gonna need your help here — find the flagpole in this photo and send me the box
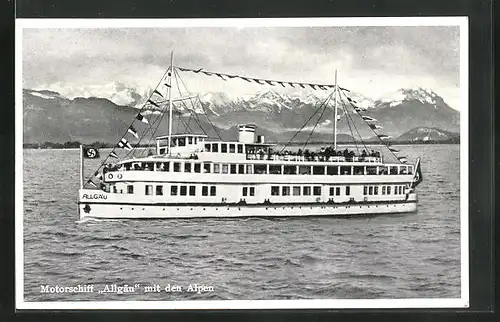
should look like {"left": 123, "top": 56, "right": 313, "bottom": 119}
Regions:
{"left": 333, "top": 69, "right": 338, "bottom": 150}
{"left": 168, "top": 52, "right": 174, "bottom": 156}
{"left": 79, "top": 144, "right": 84, "bottom": 189}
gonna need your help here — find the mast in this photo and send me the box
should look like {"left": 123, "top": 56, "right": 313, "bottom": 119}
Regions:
{"left": 79, "top": 144, "right": 84, "bottom": 189}
{"left": 333, "top": 69, "right": 338, "bottom": 150}
{"left": 167, "top": 52, "right": 174, "bottom": 156}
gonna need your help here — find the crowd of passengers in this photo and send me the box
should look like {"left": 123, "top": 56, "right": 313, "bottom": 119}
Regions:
{"left": 249, "top": 147, "right": 381, "bottom": 161}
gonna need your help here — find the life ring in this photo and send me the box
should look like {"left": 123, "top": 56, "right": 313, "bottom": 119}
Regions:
{"left": 117, "top": 174, "right": 123, "bottom": 179}
{"left": 107, "top": 173, "right": 113, "bottom": 180}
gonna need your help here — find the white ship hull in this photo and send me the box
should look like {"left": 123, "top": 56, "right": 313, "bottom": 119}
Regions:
{"left": 78, "top": 192, "right": 417, "bottom": 220}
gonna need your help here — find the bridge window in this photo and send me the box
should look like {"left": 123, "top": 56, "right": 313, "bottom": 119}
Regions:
{"left": 390, "top": 166, "right": 398, "bottom": 175}
{"left": 249, "top": 187, "right": 255, "bottom": 196}
{"left": 184, "top": 163, "right": 192, "bottom": 173}
{"left": 293, "top": 186, "right": 301, "bottom": 196}
{"left": 210, "top": 186, "right": 216, "bottom": 196}
{"left": 340, "top": 166, "right": 352, "bottom": 175}
{"left": 408, "top": 166, "right": 414, "bottom": 175}
{"left": 269, "top": 165, "right": 282, "bottom": 174}
{"left": 327, "top": 166, "right": 338, "bottom": 175}
{"left": 246, "top": 164, "right": 253, "bottom": 174}
{"left": 171, "top": 185, "right": 178, "bottom": 196}
{"left": 303, "top": 186, "right": 311, "bottom": 196}
{"left": 313, "top": 186, "right": 322, "bottom": 196}
{"left": 387, "top": 186, "right": 391, "bottom": 194}
{"left": 379, "top": 166, "right": 388, "bottom": 175}
{"left": 313, "top": 166, "right": 325, "bottom": 175}
{"left": 173, "top": 162, "right": 181, "bottom": 172}
{"left": 271, "top": 186, "right": 279, "bottom": 196}
{"left": 399, "top": 166, "right": 407, "bottom": 174}
{"left": 237, "top": 144, "right": 243, "bottom": 153}
{"left": 382, "top": 186, "right": 386, "bottom": 195}
{"left": 230, "top": 164, "right": 237, "bottom": 174}
{"left": 189, "top": 186, "right": 196, "bottom": 196}
{"left": 127, "top": 185, "right": 134, "bottom": 194}
{"left": 346, "top": 186, "right": 350, "bottom": 195}
{"left": 229, "top": 144, "right": 236, "bottom": 153}
{"left": 374, "top": 186, "right": 379, "bottom": 195}
{"left": 178, "top": 137, "right": 186, "bottom": 147}
{"left": 282, "top": 186, "right": 291, "bottom": 196}
{"left": 213, "top": 164, "right": 220, "bottom": 173}
{"left": 204, "top": 163, "right": 211, "bottom": 173}
{"left": 284, "top": 165, "right": 297, "bottom": 174}
{"left": 238, "top": 164, "right": 245, "bottom": 174}
{"left": 212, "top": 143, "right": 219, "bottom": 152}
{"left": 194, "top": 163, "right": 201, "bottom": 173}
{"left": 145, "top": 185, "right": 153, "bottom": 195}
{"left": 363, "top": 186, "right": 367, "bottom": 195}
{"left": 299, "top": 165, "right": 311, "bottom": 175}
{"left": 159, "top": 148, "right": 166, "bottom": 154}
{"left": 205, "top": 143, "right": 211, "bottom": 152}
{"left": 180, "top": 186, "right": 187, "bottom": 196}
{"left": 156, "top": 185, "right": 163, "bottom": 196}
{"left": 222, "top": 164, "right": 229, "bottom": 174}
{"left": 221, "top": 143, "right": 228, "bottom": 153}
{"left": 112, "top": 185, "right": 117, "bottom": 193}
{"left": 202, "top": 186, "right": 209, "bottom": 196}
{"left": 254, "top": 164, "right": 267, "bottom": 174}
{"left": 367, "top": 166, "right": 377, "bottom": 175}
{"left": 188, "top": 137, "right": 193, "bottom": 144}
{"left": 368, "top": 186, "right": 374, "bottom": 195}
{"left": 329, "top": 187, "right": 335, "bottom": 196}
{"left": 242, "top": 187, "right": 248, "bottom": 196}
{"left": 354, "top": 166, "right": 364, "bottom": 175}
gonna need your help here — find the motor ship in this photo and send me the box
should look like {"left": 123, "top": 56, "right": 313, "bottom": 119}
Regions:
{"left": 78, "top": 54, "right": 422, "bottom": 220}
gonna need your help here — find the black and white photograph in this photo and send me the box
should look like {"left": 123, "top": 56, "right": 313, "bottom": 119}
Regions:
{"left": 16, "top": 18, "right": 468, "bottom": 309}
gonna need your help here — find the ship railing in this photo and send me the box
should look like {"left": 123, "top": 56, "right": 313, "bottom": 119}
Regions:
{"left": 245, "top": 153, "right": 381, "bottom": 163}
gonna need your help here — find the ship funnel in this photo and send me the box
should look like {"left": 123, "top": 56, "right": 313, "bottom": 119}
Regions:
{"left": 238, "top": 124, "right": 256, "bottom": 143}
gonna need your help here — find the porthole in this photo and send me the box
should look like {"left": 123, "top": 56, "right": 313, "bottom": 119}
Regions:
{"left": 203, "top": 208, "right": 206, "bottom": 210}
{"left": 163, "top": 208, "right": 165, "bottom": 211}
{"left": 131, "top": 208, "right": 134, "bottom": 210}
{"left": 177, "top": 208, "right": 179, "bottom": 210}
{"left": 190, "top": 208, "right": 193, "bottom": 210}
{"left": 120, "top": 207, "right": 123, "bottom": 210}
{"left": 142, "top": 208, "right": 145, "bottom": 210}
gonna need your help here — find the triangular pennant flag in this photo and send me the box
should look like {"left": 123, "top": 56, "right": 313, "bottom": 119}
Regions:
{"left": 253, "top": 79, "right": 264, "bottom": 84}
{"left": 178, "top": 67, "right": 189, "bottom": 72}
{"left": 288, "top": 83, "right": 295, "bottom": 88}
{"left": 398, "top": 157, "right": 408, "bottom": 163}
{"left": 354, "top": 107, "right": 367, "bottom": 112}
{"left": 339, "top": 86, "right": 350, "bottom": 92}
{"left": 362, "top": 116, "right": 377, "bottom": 122}
{"left": 347, "top": 97, "right": 357, "bottom": 103}
{"left": 109, "top": 151, "right": 119, "bottom": 158}
{"left": 378, "top": 134, "right": 391, "bottom": 140}
{"left": 216, "top": 73, "right": 226, "bottom": 81}
{"left": 194, "top": 68, "right": 203, "bottom": 73}
{"left": 369, "top": 124, "right": 383, "bottom": 130}
{"left": 118, "top": 138, "right": 133, "bottom": 151}
{"left": 388, "top": 147, "right": 399, "bottom": 153}
{"left": 87, "top": 180, "right": 97, "bottom": 188}
{"left": 298, "top": 84, "right": 306, "bottom": 88}
{"left": 265, "top": 80, "right": 275, "bottom": 86}
{"left": 128, "top": 125, "right": 139, "bottom": 139}
{"left": 153, "top": 89, "right": 163, "bottom": 98}
{"left": 227, "top": 75, "right": 238, "bottom": 79}
{"left": 94, "top": 171, "right": 99, "bottom": 177}
{"left": 278, "top": 82, "right": 286, "bottom": 88}
{"left": 318, "top": 85, "right": 327, "bottom": 90}
{"left": 309, "top": 84, "right": 316, "bottom": 90}
{"left": 164, "top": 83, "right": 171, "bottom": 88}
{"left": 202, "top": 71, "right": 213, "bottom": 76}
{"left": 147, "top": 99, "right": 160, "bottom": 108}
{"left": 136, "top": 113, "right": 149, "bottom": 124}
{"left": 241, "top": 77, "right": 252, "bottom": 83}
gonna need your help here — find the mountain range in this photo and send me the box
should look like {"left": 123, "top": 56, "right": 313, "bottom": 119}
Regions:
{"left": 23, "top": 87, "right": 460, "bottom": 145}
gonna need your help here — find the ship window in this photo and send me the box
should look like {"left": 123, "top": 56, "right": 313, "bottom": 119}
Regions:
{"left": 222, "top": 164, "right": 229, "bottom": 174}
{"left": 379, "top": 166, "right": 388, "bottom": 175}
{"left": 363, "top": 186, "right": 367, "bottom": 195}
{"left": 213, "top": 164, "right": 220, "bottom": 173}
{"left": 299, "top": 165, "right": 311, "bottom": 175}
{"left": 178, "top": 137, "right": 186, "bottom": 147}
{"left": 327, "top": 166, "right": 338, "bottom": 175}
{"left": 282, "top": 186, "right": 291, "bottom": 196}
{"left": 145, "top": 162, "right": 154, "bottom": 171}
{"left": 189, "top": 186, "right": 196, "bottom": 196}
{"left": 374, "top": 186, "right": 379, "bottom": 195}
{"left": 180, "top": 186, "right": 187, "bottom": 196}
{"left": 229, "top": 144, "right": 236, "bottom": 153}
{"left": 346, "top": 186, "right": 350, "bottom": 195}
{"left": 400, "top": 166, "right": 407, "bottom": 174}
{"left": 382, "top": 186, "right": 386, "bottom": 195}
{"left": 230, "top": 164, "right": 237, "bottom": 174}
{"left": 210, "top": 186, "right": 216, "bottom": 196}
{"left": 120, "top": 189, "right": 123, "bottom": 194}
{"left": 369, "top": 186, "right": 374, "bottom": 195}
{"left": 249, "top": 187, "right": 255, "bottom": 196}
{"left": 171, "top": 185, "right": 178, "bottom": 196}
{"left": 156, "top": 185, "right": 163, "bottom": 196}
{"left": 145, "top": 185, "right": 153, "bottom": 195}
{"left": 127, "top": 185, "right": 134, "bottom": 194}
{"left": 243, "top": 187, "right": 248, "bottom": 196}
{"left": 354, "top": 166, "right": 364, "bottom": 175}
{"left": 238, "top": 164, "right": 244, "bottom": 174}
{"left": 237, "top": 144, "right": 243, "bottom": 153}
{"left": 271, "top": 186, "right": 280, "bottom": 196}
{"left": 293, "top": 186, "right": 301, "bottom": 196}
{"left": 313, "top": 186, "right": 321, "bottom": 196}
{"left": 204, "top": 163, "right": 211, "bottom": 173}
{"left": 246, "top": 164, "right": 253, "bottom": 174}
{"left": 221, "top": 144, "right": 228, "bottom": 153}
{"left": 173, "top": 162, "right": 181, "bottom": 172}
{"left": 112, "top": 185, "right": 117, "bottom": 193}
{"left": 303, "top": 186, "right": 311, "bottom": 196}
{"left": 159, "top": 148, "right": 166, "bottom": 154}
{"left": 340, "top": 166, "right": 352, "bottom": 175}
{"left": 390, "top": 166, "right": 398, "bottom": 175}
{"left": 202, "top": 186, "right": 208, "bottom": 196}
{"left": 254, "top": 164, "right": 266, "bottom": 174}
{"left": 269, "top": 165, "right": 282, "bottom": 174}
{"left": 284, "top": 165, "right": 297, "bottom": 175}
{"left": 184, "top": 163, "right": 192, "bottom": 173}
{"left": 387, "top": 186, "right": 391, "bottom": 194}
{"left": 329, "top": 187, "right": 335, "bottom": 196}
{"left": 313, "top": 166, "right": 325, "bottom": 175}
{"left": 212, "top": 143, "right": 219, "bottom": 152}
{"left": 336, "top": 187, "right": 341, "bottom": 196}
{"left": 205, "top": 143, "right": 211, "bottom": 152}
{"left": 194, "top": 163, "right": 201, "bottom": 173}
{"left": 366, "top": 166, "right": 377, "bottom": 175}
{"left": 188, "top": 137, "right": 193, "bottom": 144}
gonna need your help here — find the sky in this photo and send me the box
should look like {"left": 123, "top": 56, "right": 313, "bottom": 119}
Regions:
{"left": 22, "top": 22, "right": 462, "bottom": 109}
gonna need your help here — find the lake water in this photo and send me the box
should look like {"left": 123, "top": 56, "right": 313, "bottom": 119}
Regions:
{"left": 22, "top": 145, "right": 461, "bottom": 302}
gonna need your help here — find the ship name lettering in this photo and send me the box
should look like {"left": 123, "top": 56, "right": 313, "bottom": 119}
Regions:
{"left": 82, "top": 193, "right": 108, "bottom": 200}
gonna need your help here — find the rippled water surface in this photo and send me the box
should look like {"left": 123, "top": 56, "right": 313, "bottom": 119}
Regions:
{"left": 23, "top": 145, "right": 461, "bottom": 301}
